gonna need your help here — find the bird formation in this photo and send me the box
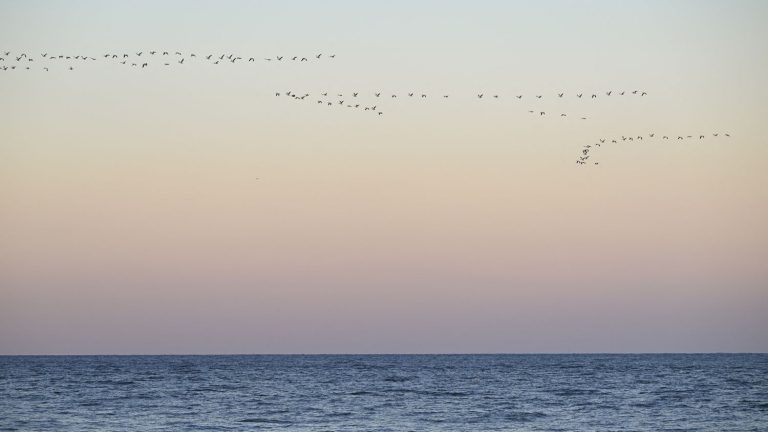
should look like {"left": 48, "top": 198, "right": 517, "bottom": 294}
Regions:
{"left": 2, "top": 49, "right": 732, "bottom": 167}
{"left": 274, "top": 89, "right": 650, "bottom": 120}
{"left": 576, "top": 132, "right": 732, "bottom": 165}
{"left": 0, "top": 50, "right": 336, "bottom": 71}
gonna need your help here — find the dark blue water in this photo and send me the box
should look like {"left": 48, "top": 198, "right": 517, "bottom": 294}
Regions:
{"left": 1, "top": 354, "right": 766, "bottom": 431}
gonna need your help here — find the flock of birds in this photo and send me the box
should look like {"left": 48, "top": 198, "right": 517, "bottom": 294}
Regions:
{"left": 2, "top": 49, "right": 731, "bottom": 167}
{"left": 275, "top": 89, "right": 649, "bottom": 119}
{"left": 577, "top": 132, "right": 732, "bottom": 165}
{"left": 0, "top": 50, "right": 335, "bottom": 71}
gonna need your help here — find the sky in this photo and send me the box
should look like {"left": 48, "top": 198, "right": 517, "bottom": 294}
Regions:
{"left": 1, "top": 0, "right": 767, "bottom": 354}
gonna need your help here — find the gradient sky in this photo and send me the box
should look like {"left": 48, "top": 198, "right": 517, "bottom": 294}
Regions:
{"left": 1, "top": 0, "right": 767, "bottom": 354}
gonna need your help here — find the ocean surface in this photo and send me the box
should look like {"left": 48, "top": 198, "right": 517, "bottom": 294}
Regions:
{"left": 1, "top": 354, "right": 766, "bottom": 431}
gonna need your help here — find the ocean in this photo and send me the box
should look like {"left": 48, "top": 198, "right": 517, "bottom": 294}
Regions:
{"left": 1, "top": 354, "right": 766, "bottom": 431}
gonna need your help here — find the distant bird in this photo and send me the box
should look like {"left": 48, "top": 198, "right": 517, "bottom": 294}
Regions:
{"left": 558, "top": 93, "right": 564, "bottom": 98}
{"left": 477, "top": 94, "right": 483, "bottom": 99}
{"left": 540, "top": 111, "right": 545, "bottom": 115}
{"left": 606, "top": 91, "right": 612, "bottom": 96}
{"left": 536, "top": 95, "right": 542, "bottom": 99}
{"left": 277, "top": 56, "right": 283, "bottom": 61}
{"left": 516, "top": 95, "right": 522, "bottom": 99}
{"left": 577, "top": 93, "right": 583, "bottom": 98}
{"left": 408, "top": 93, "right": 414, "bottom": 97}
{"left": 330, "top": 54, "right": 336, "bottom": 58}
{"left": 375, "top": 92, "right": 381, "bottom": 97}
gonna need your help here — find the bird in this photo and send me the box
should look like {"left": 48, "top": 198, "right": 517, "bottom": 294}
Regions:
{"left": 421, "top": 94, "right": 426, "bottom": 98}
{"left": 516, "top": 95, "right": 523, "bottom": 99}
{"left": 477, "top": 94, "right": 483, "bottom": 99}
{"left": 536, "top": 95, "right": 542, "bottom": 99}
{"left": 606, "top": 91, "right": 612, "bottom": 96}
{"left": 408, "top": 93, "right": 414, "bottom": 97}
{"left": 375, "top": 93, "right": 381, "bottom": 97}
{"left": 558, "top": 93, "right": 564, "bottom": 98}
{"left": 591, "top": 94, "right": 597, "bottom": 98}
{"left": 353, "top": 93, "right": 358, "bottom": 97}
{"left": 577, "top": 93, "right": 583, "bottom": 98}
{"left": 540, "top": 111, "right": 545, "bottom": 115}
{"left": 277, "top": 56, "right": 283, "bottom": 61}
{"left": 641, "top": 92, "right": 647, "bottom": 96}
{"left": 330, "top": 54, "right": 336, "bottom": 58}
{"left": 315, "top": 54, "right": 322, "bottom": 59}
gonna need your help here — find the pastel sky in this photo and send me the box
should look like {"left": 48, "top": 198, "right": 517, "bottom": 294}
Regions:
{"left": 1, "top": 0, "right": 767, "bottom": 354}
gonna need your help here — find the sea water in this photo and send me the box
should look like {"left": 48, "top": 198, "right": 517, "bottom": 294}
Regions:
{"left": 1, "top": 354, "right": 766, "bottom": 431}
